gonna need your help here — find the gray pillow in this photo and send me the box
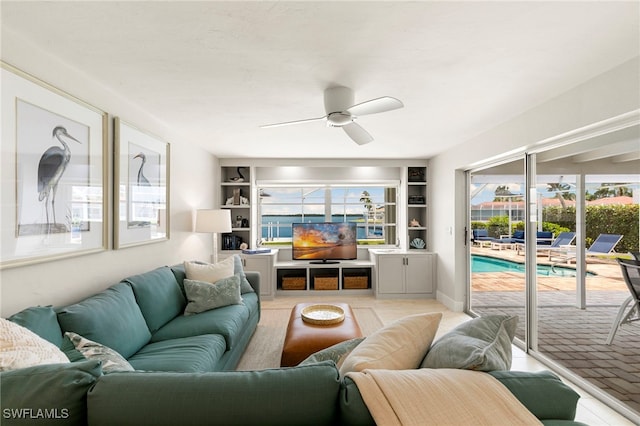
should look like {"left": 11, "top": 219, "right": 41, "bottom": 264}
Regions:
{"left": 421, "top": 315, "right": 518, "bottom": 372}
{"left": 184, "top": 275, "right": 243, "bottom": 315}
{"left": 299, "top": 337, "right": 365, "bottom": 367}
{"left": 232, "top": 255, "right": 255, "bottom": 294}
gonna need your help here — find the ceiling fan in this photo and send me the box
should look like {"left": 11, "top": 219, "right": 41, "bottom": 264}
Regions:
{"left": 261, "top": 86, "right": 403, "bottom": 145}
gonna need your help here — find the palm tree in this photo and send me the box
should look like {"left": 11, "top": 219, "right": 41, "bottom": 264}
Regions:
{"left": 360, "top": 191, "right": 373, "bottom": 236}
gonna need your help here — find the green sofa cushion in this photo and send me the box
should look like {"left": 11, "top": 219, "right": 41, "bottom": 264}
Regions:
{"left": 489, "top": 370, "right": 580, "bottom": 421}
{"left": 87, "top": 361, "right": 341, "bottom": 426}
{"left": 128, "top": 334, "right": 227, "bottom": 372}
{"left": 0, "top": 360, "right": 102, "bottom": 426}
{"left": 150, "top": 300, "right": 251, "bottom": 350}
{"left": 8, "top": 305, "right": 63, "bottom": 347}
{"left": 57, "top": 282, "right": 151, "bottom": 359}
{"left": 123, "top": 266, "right": 186, "bottom": 333}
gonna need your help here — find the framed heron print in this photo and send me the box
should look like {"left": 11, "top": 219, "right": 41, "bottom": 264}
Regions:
{"left": 1, "top": 62, "right": 107, "bottom": 268}
{"left": 114, "top": 118, "right": 170, "bottom": 248}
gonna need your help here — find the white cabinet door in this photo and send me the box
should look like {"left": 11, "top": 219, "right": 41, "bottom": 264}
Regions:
{"left": 242, "top": 254, "right": 275, "bottom": 298}
{"left": 377, "top": 255, "right": 406, "bottom": 294}
{"left": 405, "top": 253, "right": 433, "bottom": 294}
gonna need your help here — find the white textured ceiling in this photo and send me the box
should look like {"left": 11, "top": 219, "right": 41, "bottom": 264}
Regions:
{"left": 2, "top": 1, "right": 639, "bottom": 159}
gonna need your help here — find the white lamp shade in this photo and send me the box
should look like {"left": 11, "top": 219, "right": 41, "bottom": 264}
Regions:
{"left": 195, "top": 209, "right": 232, "bottom": 233}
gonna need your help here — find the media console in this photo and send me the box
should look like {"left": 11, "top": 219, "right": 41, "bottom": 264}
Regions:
{"left": 274, "top": 260, "right": 374, "bottom": 294}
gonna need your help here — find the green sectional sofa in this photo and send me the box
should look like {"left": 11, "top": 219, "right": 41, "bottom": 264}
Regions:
{"left": 2, "top": 260, "right": 588, "bottom": 426}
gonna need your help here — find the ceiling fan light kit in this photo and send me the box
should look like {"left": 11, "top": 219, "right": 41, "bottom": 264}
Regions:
{"left": 261, "top": 86, "right": 403, "bottom": 145}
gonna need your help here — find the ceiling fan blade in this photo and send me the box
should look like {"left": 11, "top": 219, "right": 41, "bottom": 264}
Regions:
{"left": 261, "top": 116, "right": 326, "bottom": 128}
{"left": 343, "top": 122, "right": 373, "bottom": 145}
{"left": 346, "top": 96, "right": 403, "bottom": 117}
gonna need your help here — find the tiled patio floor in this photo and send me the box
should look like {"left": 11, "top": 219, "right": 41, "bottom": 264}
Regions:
{"left": 471, "top": 247, "right": 640, "bottom": 416}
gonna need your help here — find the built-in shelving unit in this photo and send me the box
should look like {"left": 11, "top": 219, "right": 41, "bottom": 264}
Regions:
{"left": 407, "top": 166, "right": 427, "bottom": 250}
{"left": 275, "top": 260, "right": 374, "bottom": 295}
{"left": 220, "top": 166, "right": 252, "bottom": 250}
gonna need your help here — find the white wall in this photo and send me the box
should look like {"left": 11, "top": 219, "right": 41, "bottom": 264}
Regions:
{"left": 430, "top": 57, "right": 640, "bottom": 311}
{"left": 1, "top": 31, "right": 217, "bottom": 316}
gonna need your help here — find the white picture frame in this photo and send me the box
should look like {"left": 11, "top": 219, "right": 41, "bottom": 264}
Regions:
{"left": 114, "top": 117, "right": 170, "bottom": 248}
{"left": 0, "top": 63, "right": 107, "bottom": 268}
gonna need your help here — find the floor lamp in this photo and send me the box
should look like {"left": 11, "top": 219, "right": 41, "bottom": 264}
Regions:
{"left": 195, "top": 209, "right": 232, "bottom": 263}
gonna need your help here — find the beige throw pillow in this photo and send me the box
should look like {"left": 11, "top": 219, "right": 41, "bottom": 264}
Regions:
{"left": 0, "top": 318, "right": 69, "bottom": 371}
{"left": 339, "top": 312, "right": 442, "bottom": 376}
{"left": 184, "top": 257, "right": 234, "bottom": 283}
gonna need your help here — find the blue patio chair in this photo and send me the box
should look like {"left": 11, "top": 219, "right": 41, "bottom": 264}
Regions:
{"left": 518, "top": 231, "right": 576, "bottom": 256}
{"left": 549, "top": 233, "right": 623, "bottom": 264}
{"left": 605, "top": 258, "right": 640, "bottom": 344}
{"left": 472, "top": 229, "right": 493, "bottom": 247}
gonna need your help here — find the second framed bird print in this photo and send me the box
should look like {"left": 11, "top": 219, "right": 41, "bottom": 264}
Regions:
{"left": 114, "top": 118, "right": 170, "bottom": 248}
{"left": 0, "top": 62, "right": 107, "bottom": 268}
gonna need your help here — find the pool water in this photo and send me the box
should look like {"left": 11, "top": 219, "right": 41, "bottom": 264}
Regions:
{"left": 471, "top": 255, "right": 595, "bottom": 277}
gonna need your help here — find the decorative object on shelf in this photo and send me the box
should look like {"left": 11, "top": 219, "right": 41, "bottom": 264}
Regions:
{"left": 410, "top": 238, "right": 426, "bottom": 249}
{"left": 241, "top": 218, "right": 249, "bottom": 228}
{"left": 228, "top": 167, "right": 245, "bottom": 182}
{"left": 239, "top": 242, "right": 249, "bottom": 250}
{"left": 233, "top": 188, "right": 241, "bottom": 205}
{"left": 242, "top": 248, "right": 272, "bottom": 254}
{"left": 1, "top": 64, "right": 108, "bottom": 268}
{"left": 195, "top": 209, "right": 232, "bottom": 263}
{"left": 301, "top": 304, "right": 345, "bottom": 325}
{"left": 115, "top": 118, "right": 170, "bottom": 249}
{"left": 408, "top": 195, "right": 425, "bottom": 205}
{"left": 222, "top": 234, "right": 243, "bottom": 251}
{"left": 235, "top": 215, "right": 243, "bottom": 228}
{"left": 408, "top": 167, "right": 425, "bottom": 182}
{"left": 409, "top": 218, "right": 421, "bottom": 227}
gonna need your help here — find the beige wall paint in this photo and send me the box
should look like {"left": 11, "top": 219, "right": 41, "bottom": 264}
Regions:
{"left": 1, "top": 31, "right": 218, "bottom": 316}
{"left": 430, "top": 57, "right": 640, "bottom": 311}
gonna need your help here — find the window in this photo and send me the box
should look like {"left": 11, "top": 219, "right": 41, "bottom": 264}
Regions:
{"left": 258, "top": 184, "right": 397, "bottom": 246}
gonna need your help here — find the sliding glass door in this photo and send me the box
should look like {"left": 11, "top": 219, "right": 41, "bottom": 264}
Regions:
{"left": 468, "top": 158, "right": 527, "bottom": 344}
{"left": 466, "top": 122, "right": 640, "bottom": 419}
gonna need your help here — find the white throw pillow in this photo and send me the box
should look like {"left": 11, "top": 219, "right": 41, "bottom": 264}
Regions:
{"left": 184, "top": 257, "right": 235, "bottom": 283}
{"left": 0, "top": 318, "right": 69, "bottom": 371}
{"left": 338, "top": 312, "right": 442, "bottom": 376}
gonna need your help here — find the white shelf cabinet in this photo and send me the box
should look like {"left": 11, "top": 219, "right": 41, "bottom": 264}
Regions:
{"left": 240, "top": 251, "right": 277, "bottom": 299}
{"left": 370, "top": 250, "right": 435, "bottom": 298}
{"left": 220, "top": 166, "right": 252, "bottom": 250}
{"left": 407, "top": 166, "right": 427, "bottom": 250}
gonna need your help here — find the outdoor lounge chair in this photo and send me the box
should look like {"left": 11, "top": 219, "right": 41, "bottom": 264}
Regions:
{"left": 548, "top": 233, "right": 623, "bottom": 264}
{"left": 472, "top": 229, "right": 494, "bottom": 247}
{"left": 513, "top": 231, "right": 558, "bottom": 255}
{"left": 605, "top": 258, "right": 640, "bottom": 345}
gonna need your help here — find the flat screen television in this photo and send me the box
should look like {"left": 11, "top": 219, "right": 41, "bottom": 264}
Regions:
{"left": 292, "top": 222, "right": 357, "bottom": 264}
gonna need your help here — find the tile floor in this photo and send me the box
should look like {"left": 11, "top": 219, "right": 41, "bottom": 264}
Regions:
{"left": 262, "top": 295, "right": 636, "bottom": 425}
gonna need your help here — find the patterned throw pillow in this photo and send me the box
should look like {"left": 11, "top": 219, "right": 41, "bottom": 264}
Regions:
{"left": 0, "top": 318, "right": 69, "bottom": 371}
{"left": 65, "top": 331, "right": 134, "bottom": 373}
{"left": 299, "top": 337, "right": 365, "bottom": 368}
{"left": 183, "top": 275, "right": 243, "bottom": 315}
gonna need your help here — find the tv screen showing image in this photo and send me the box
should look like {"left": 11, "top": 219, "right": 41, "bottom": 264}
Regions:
{"left": 292, "top": 222, "right": 357, "bottom": 263}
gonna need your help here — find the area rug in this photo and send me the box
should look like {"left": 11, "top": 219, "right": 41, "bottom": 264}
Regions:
{"left": 236, "top": 307, "right": 384, "bottom": 371}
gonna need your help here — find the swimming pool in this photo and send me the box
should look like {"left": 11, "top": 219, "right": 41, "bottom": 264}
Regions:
{"left": 471, "top": 255, "right": 595, "bottom": 277}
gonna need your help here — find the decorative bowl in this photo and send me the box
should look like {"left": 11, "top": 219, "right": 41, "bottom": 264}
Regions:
{"left": 301, "top": 304, "right": 345, "bottom": 325}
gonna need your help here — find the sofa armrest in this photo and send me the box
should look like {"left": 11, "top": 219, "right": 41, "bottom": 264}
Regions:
{"left": 488, "top": 370, "right": 580, "bottom": 421}
{"left": 245, "top": 271, "right": 260, "bottom": 295}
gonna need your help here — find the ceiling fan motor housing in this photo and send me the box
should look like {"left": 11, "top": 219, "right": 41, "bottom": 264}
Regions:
{"left": 326, "top": 112, "right": 354, "bottom": 127}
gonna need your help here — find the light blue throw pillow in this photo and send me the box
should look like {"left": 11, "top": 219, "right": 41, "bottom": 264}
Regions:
{"left": 184, "top": 275, "right": 243, "bottom": 315}
{"left": 421, "top": 315, "right": 518, "bottom": 372}
{"left": 232, "top": 255, "right": 255, "bottom": 294}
